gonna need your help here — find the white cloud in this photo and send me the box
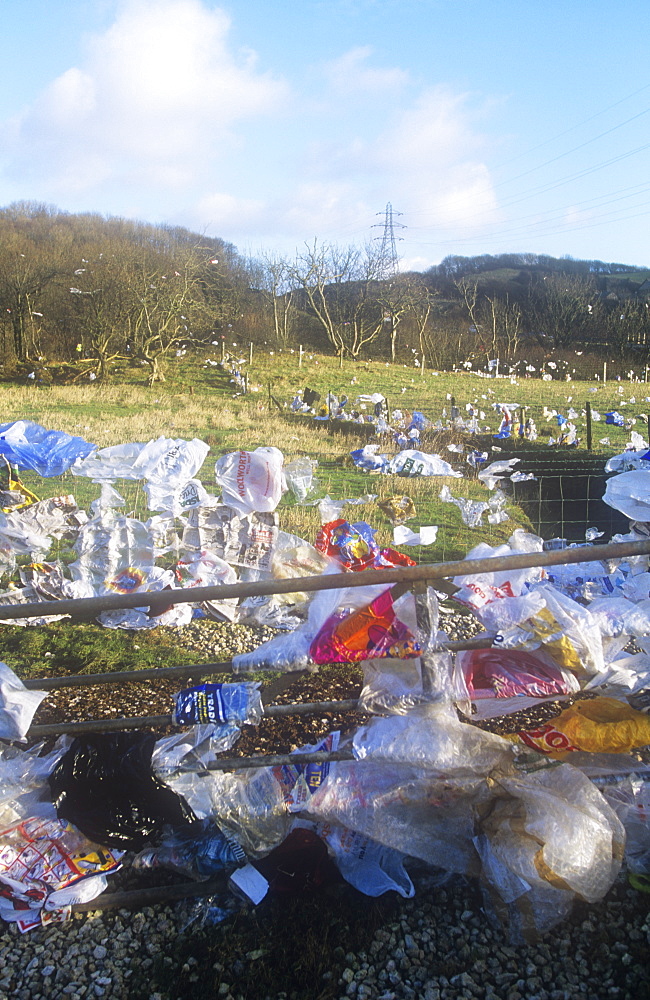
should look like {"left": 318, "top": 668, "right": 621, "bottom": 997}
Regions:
{"left": 324, "top": 46, "right": 409, "bottom": 95}
{"left": 3, "top": 0, "right": 288, "bottom": 196}
{"left": 374, "top": 85, "right": 499, "bottom": 229}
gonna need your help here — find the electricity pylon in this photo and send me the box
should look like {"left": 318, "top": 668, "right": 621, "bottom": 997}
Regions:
{"left": 372, "top": 203, "right": 405, "bottom": 279}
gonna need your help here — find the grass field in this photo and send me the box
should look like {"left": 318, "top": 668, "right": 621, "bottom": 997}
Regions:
{"left": 1, "top": 347, "right": 643, "bottom": 677}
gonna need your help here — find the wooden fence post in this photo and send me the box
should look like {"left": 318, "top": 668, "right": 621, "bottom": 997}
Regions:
{"left": 586, "top": 400, "right": 593, "bottom": 452}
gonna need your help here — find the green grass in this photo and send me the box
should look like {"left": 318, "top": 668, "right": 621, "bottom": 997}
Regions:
{"left": 0, "top": 347, "right": 638, "bottom": 678}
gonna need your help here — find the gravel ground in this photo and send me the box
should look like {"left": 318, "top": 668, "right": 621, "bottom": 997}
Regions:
{"left": 1, "top": 612, "right": 650, "bottom": 1000}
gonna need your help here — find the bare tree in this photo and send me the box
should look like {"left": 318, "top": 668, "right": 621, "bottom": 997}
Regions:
{"left": 288, "top": 240, "right": 386, "bottom": 358}
{"left": 251, "top": 252, "right": 297, "bottom": 347}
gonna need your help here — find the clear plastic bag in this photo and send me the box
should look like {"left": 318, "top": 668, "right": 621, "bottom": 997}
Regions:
{"left": 0, "top": 662, "right": 48, "bottom": 742}
{"left": 166, "top": 766, "right": 290, "bottom": 858}
{"left": 284, "top": 457, "right": 318, "bottom": 503}
{"left": 477, "top": 763, "right": 624, "bottom": 941}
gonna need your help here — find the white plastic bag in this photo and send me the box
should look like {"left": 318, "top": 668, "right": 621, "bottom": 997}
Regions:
{"left": 0, "top": 662, "right": 48, "bottom": 742}
{"left": 603, "top": 469, "right": 650, "bottom": 520}
{"left": 388, "top": 450, "right": 462, "bottom": 478}
{"left": 215, "top": 447, "right": 286, "bottom": 515}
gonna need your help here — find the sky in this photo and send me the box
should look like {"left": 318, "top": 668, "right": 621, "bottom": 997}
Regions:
{"left": 1, "top": 0, "right": 649, "bottom": 271}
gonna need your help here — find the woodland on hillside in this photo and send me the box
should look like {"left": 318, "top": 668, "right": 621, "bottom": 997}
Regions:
{"left": 1, "top": 202, "right": 649, "bottom": 381}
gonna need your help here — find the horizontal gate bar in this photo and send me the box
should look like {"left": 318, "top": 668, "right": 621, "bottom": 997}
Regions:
{"left": 27, "top": 698, "right": 365, "bottom": 738}
{"left": 22, "top": 636, "right": 493, "bottom": 692}
{"left": 3, "top": 538, "right": 649, "bottom": 622}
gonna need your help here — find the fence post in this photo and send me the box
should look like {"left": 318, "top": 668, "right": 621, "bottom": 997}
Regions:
{"left": 249, "top": 342, "right": 253, "bottom": 365}
{"left": 299, "top": 344, "right": 303, "bottom": 368}
{"left": 421, "top": 353, "right": 425, "bottom": 375}
{"left": 586, "top": 400, "right": 593, "bottom": 452}
{"left": 603, "top": 361, "right": 607, "bottom": 385}
{"left": 519, "top": 406, "right": 526, "bottom": 438}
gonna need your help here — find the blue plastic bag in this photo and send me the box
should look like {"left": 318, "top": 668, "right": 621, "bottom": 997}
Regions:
{"left": 0, "top": 421, "right": 95, "bottom": 477}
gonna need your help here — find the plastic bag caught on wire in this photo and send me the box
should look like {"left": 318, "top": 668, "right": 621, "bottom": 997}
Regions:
{"left": 145, "top": 478, "right": 213, "bottom": 516}
{"left": 69, "top": 512, "right": 156, "bottom": 597}
{"left": 175, "top": 549, "right": 239, "bottom": 622}
{"left": 0, "top": 740, "right": 70, "bottom": 829}
{"left": 292, "top": 818, "right": 415, "bottom": 898}
{"left": 152, "top": 724, "right": 243, "bottom": 778}
{"left": 232, "top": 576, "right": 393, "bottom": 674}
{"left": 309, "top": 706, "right": 515, "bottom": 875}
{"left": 480, "top": 585, "right": 604, "bottom": 678}
{"left": 8, "top": 495, "right": 86, "bottom": 542}
{"left": 310, "top": 586, "right": 422, "bottom": 664}
{"left": 284, "top": 457, "right": 318, "bottom": 503}
{"left": 454, "top": 646, "right": 580, "bottom": 721}
{"left": 215, "top": 447, "right": 286, "bottom": 515}
{"left": 439, "top": 485, "right": 488, "bottom": 528}
{"left": 0, "top": 661, "right": 48, "bottom": 742}
{"left": 165, "top": 764, "right": 290, "bottom": 858}
{"left": 359, "top": 646, "right": 461, "bottom": 715}
{"left": 48, "top": 732, "right": 196, "bottom": 850}
{"left": 452, "top": 534, "right": 544, "bottom": 611}
{"left": 0, "top": 420, "right": 95, "bottom": 477}
{"left": 476, "top": 763, "right": 624, "bottom": 943}
{"left": 74, "top": 436, "right": 209, "bottom": 487}
{"left": 182, "top": 503, "right": 278, "bottom": 573}
{"left": 388, "top": 450, "right": 462, "bottom": 478}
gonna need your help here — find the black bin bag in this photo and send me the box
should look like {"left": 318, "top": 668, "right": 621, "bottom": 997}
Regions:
{"left": 48, "top": 731, "right": 196, "bottom": 850}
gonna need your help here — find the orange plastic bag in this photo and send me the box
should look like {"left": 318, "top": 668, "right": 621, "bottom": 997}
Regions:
{"left": 508, "top": 697, "right": 650, "bottom": 755}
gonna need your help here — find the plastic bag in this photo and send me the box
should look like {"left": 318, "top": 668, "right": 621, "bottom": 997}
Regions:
{"left": 439, "top": 485, "right": 488, "bottom": 528}
{"left": 456, "top": 647, "right": 580, "bottom": 704}
{"left": 284, "top": 457, "right": 318, "bottom": 503}
{"left": 508, "top": 696, "right": 650, "bottom": 755}
{"left": 359, "top": 648, "right": 459, "bottom": 715}
{"left": 602, "top": 774, "right": 650, "bottom": 875}
{"left": 309, "top": 707, "right": 515, "bottom": 875}
{"left": 293, "top": 819, "right": 415, "bottom": 898}
{"left": 388, "top": 450, "right": 462, "bottom": 478}
{"left": 0, "top": 740, "right": 69, "bottom": 829}
{"left": 145, "top": 478, "right": 212, "bottom": 515}
{"left": 476, "top": 763, "right": 624, "bottom": 942}
{"left": 452, "top": 536, "right": 544, "bottom": 610}
{"left": 349, "top": 444, "right": 390, "bottom": 473}
{"left": 233, "top": 577, "right": 392, "bottom": 674}
{"left": 0, "top": 420, "right": 95, "bottom": 477}
{"left": 393, "top": 524, "right": 438, "bottom": 546}
{"left": 0, "top": 816, "right": 123, "bottom": 931}
{"left": 74, "top": 437, "right": 209, "bottom": 486}
{"left": 310, "top": 586, "right": 421, "bottom": 664}
{"left": 151, "top": 723, "right": 243, "bottom": 778}
{"left": 166, "top": 765, "right": 290, "bottom": 858}
{"left": 315, "top": 518, "right": 415, "bottom": 572}
{"left": 478, "top": 458, "right": 520, "bottom": 490}
{"left": 352, "top": 702, "right": 515, "bottom": 774}
{"left": 215, "top": 447, "right": 286, "bottom": 514}
{"left": 603, "top": 470, "right": 650, "bottom": 520}
{"left": 48, "top": 732, "right": 196, "bottom": 849}
{"left": 0, "top": 662, "right": 47, "bottom": 742}
{"left": 480, "top": 585, "right": 604, "bottom": 678}
{"left": 182, "top": 503, "right": 278, "bottom": 573}
{"left": 377, "top": 495, "right": 417, "bottom": 525}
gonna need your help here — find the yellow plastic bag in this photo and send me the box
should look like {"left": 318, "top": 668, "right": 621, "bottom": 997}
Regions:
{"left": 508, "top": 697, "right": 650, "bottom": 755}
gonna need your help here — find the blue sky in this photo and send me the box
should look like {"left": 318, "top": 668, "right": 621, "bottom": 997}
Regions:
{"left": 1, "top": 0, "right": 649, "bottom": 270}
